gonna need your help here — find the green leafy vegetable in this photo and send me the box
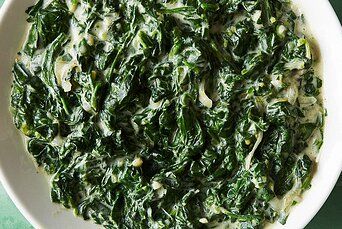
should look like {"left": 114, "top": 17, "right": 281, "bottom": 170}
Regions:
{"left": 10, "top": 0, "right": 324, "bottom": 228}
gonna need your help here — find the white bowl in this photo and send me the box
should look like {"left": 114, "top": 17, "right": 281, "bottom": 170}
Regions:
{"left": 0, "top": 0, "right": 341, "bottom": 228}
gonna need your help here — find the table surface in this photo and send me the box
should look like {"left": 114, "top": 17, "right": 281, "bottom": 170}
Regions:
{"left": 0, "top": 0, "right": 341, "bottom": 228}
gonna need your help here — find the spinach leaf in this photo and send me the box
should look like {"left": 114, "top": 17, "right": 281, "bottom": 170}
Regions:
{"left": 10, "top": 0, "right": 324, "bottom": 227}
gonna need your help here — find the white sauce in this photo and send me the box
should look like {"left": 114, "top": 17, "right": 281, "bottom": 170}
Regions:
{"left": 199, "top": 78, "right": 213, "bottom": 108}
{"left": 97, "top": 120, "right": 113, "bottom": 137}
{"left": 54, "top": 57, "right": 79, "bottom": 92}
{"left": 51, "top": 134, "right": 65, "bottom": 147}
{"left": 245, "top": 132, "right": 263, "bottom": 170}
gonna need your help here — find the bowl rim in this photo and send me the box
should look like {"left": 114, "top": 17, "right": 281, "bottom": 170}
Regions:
{"left": 0, "top": 0, "right": 341, "bottom": 228}
{"left": 0, "top": 1, "right": 40, "bottom": 227}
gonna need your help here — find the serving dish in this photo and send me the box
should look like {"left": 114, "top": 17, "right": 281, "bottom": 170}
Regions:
{"left": 0, "top": 0, "right": 341, "bottom": 228}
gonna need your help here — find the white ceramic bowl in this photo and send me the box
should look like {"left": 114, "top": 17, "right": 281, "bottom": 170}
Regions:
{"left": 0, "top": 0, "right": 341, "bottom": 228}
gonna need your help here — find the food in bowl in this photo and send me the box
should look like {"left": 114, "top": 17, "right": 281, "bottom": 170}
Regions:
{"left": 9, "top": 0, "right": 324, "bottom": 228}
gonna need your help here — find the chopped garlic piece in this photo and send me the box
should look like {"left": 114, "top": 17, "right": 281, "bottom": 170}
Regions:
{"left": 132, "top": 157, "right": 143, "bottom": 167}
{"left": 66, "top": 0, "right": 78, "bottom": 13}
{"left": 151, "top": 181, "right": 163, "bottom": 190}
{"left": 277, "top": 25, "right": 287, "bottom": 37}
{"left": 87, "top": 34, "right": 95, "bottom": 46}
{"left": 199, "top": 218, "right": 209, "bottom": 224}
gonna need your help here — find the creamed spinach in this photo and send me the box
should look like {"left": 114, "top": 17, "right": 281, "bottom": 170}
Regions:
{"left": 10, "top": 0, "right": 324, "bottom": 228}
